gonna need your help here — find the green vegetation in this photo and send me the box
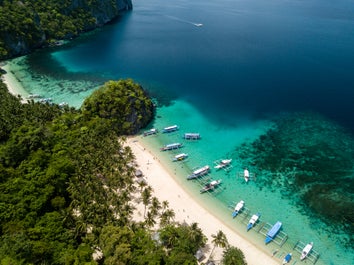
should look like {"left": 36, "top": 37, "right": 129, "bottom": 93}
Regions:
{"left": 0, "top": 78, "right": 247, "bottom": 264}
{"left": 0, "top": 0, "right": 132, "bottom": 59}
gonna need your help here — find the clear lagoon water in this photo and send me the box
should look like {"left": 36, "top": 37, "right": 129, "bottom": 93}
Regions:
{"left": 4, "top": 0, "right": 354, "bottom": 264}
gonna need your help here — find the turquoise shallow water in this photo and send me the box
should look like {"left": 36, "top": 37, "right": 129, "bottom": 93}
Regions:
{"left": 2, "top": 0, "right": 354, "bottom": 264}
{"left": 139, "top": 101, "right": 353, "bottom": 265}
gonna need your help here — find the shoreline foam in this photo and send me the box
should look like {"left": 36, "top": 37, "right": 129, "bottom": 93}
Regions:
{"left": 127, "top": 136, "right": 280, "bottom": 265}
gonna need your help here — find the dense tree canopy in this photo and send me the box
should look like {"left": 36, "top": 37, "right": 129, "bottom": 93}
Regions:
{"left": 0, "top": 0, "right": 132, "bottom": 59}
{"left": 0, "top": 78, "right": 247, "bottom": 264}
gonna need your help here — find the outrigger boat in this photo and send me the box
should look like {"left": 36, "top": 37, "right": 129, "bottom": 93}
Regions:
{"left": 200, "top": 179, "right": 221, "bottom": 193}
{"left": 215, "top": 159, "right": 232, "bottom": 169}
{"left": 265, "top": 221, "right": 282, "bottom": 244}
{"left": 173, "top": 153, "right": 188, "bottom": 161}
{"left": 187, "top": 165, "right": 210, "bottom": 180}
{"left": 300, "top": 242, "right": 313, "bottom": 261}
{"left": 162, "top": 125, "right": 178, "bottom": 133}
{"left": 184, "top": 133, "right": 201, "bottom": 140}
{"left": 282, "top": 253, "right": 292, "bottom": 264}
{"left": 244, "top": 168, "right": 250, "bottom": 182}
{"left": 247, "top": 213, "right": 260, "bottom": 231}
{"left": 232, "top": 200, "right": 244, "bottom": 218}
{"left": 143, "top": 128, "right": 158, "bottom": 136}
{"left": 160, "top": 143, "right": 183, "bottom": 151}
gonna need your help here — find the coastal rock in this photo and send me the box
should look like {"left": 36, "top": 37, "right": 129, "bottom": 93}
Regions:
{"left": 0, "top": 0, "right": 133, "bottom": 60}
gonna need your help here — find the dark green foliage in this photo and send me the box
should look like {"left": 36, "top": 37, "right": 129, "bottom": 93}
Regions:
{"left": 82, "top": 79, "right": 155, "bottom": 134}
{"left": 1, "top": 79, "right": 234, "bottom": 264}
{"left": 0, "top": 0, "right": 132, "bottom": 59}
{"left": 159, "top": 223, "right": 207, "bottom": 264}
{"left": 221, "top": 246, "right": 247, "bottom": 265}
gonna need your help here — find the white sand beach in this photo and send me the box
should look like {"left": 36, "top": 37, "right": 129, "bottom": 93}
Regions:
{"left": 1, "top": 63, "right": 29, "bottom": 102}
{"left": 127, "top": 137, "right": 280, "bottom": 265}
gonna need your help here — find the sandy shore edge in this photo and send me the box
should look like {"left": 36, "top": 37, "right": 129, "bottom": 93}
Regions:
{"left": 1, "top": 63, "right": 29, "bottom": 102}
{"left": 127, "top": 136, "right": 280, "bottom": 265}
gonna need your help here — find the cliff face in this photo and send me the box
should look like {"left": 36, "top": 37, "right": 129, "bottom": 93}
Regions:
{"left": 0, "top": 0, "right": 133, "bottom": 60}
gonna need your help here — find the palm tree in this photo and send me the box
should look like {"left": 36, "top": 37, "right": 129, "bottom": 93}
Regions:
{"left": 208, "top": 230, "right": 229, "bottom": 262}
{"left": 144, "top": 210, "right": 157, "bottom": 229}
{"left": 221, "top": 246, "right": 247, "bottom": 265}
{"left": 142, "top": 186, "right": 152, "bottom": 217}
{"left": 160, "top": 208, "right": 175, "bottom": 227}
{"left": 149, "top": 196, "right": 161, "bottom": 217}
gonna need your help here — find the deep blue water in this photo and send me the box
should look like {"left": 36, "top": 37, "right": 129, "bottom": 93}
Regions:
{"left": 38, "top": 0, "right": 354, "bottom": 131}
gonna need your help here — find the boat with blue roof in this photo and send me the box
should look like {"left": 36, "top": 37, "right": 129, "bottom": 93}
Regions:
{"left": 265, "top": 221, "right": 282, "bottom": 244}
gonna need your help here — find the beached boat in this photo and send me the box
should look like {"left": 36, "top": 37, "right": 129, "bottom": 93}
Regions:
{"left": 143, "top": 128, "right": 158, "bottom": 136}
{"left": 200, "top": 179, "right": 222, "bottom": 193}
{"left": 232, "top": 200, "right": 244, "bottom": 218}
{"left": 160, "top": 143, "right": 183, "bottom": 151}
{"left": 187, "top": 165, "right": 210, "bottom": 180}
{"left": 265, "top": 221, "right": 282, "bottom": 244}
{"left": 184, "top": 133, "right": 201, "bottom": 140}
{"left": 247, "top": 213, "right": 260, "bottom": 231}
{"left": 162, "top": 125, "right": 178, "bottom": 133}
{"left": 282, "top": 253, "right": 292, "bottom": 264}
{"left": 173, "top": 153, "right": 188, "bottom": 161}
{"left": 215, "top": 159, "right": 232, "bottom": 169}
{"left": 300, "top": 242, "right": 313, "bottom": 261}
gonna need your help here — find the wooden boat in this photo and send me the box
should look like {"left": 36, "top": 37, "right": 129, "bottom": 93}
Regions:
{"left": 162, "top": 125, "right": 178, "bottom": 133}
{"left": 200, "top": 179, "right": 221, "bottom": 193}
{"left": 282, "top": 253, "right": 292, "bottom": 264}
{"left": 300, "top": 242, "right": 313, "bottom": 261}
{"left": 232, "top": 200, "right": 244, "bottom": 218}
{"left": 187, "top": 165, "right": 210, "bottom": 180}
{"left": 215, "top": 159, "right": 232, "bottom": 169}
{"left": 265, "top": 221, "right": 282, "bottom": 244}
{"left": 247, "top": 213, "right": 260, "bottom": 231}
{"left": 173, "top": 153, "right": 188, "bottom": 161}
{"left": 143, "top": 128, "right": 158, "bottom": 136}
{"left": 184, "top": 133, "right": 200, "bottom": 140}
{"left": 160, "top": 143, "right": 182, "bottom": 151}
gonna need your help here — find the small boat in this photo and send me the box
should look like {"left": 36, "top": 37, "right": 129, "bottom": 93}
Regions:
{"left": 162, "top": 125, "right": 178, "bottom": 133}
{"left": 244, "top": 168, "right": 250, "bottom": 182}
{"left": 27, "top": 94, "right": 41, "bottom": 99}
{"left": 39, "top": 98, "right": 52, "bottom": 103}
{"left": 300, "top": 242, "right": 313, "bottom": 261}
{"left": 143, "top": 128, "right": 158, "bottom": 136}
{"left": 215, "top": 159, "right": 232, "bottom": 169}
{"left": 187, "top": 165, "right": 210, "bottom": 180}
{"left": 247, "top": 213, "right": 260, "bottom": 231}
{"left": 58, "top": 102, "right": 68, "bottom": 107}
{"left": 282, "top": 253, "right": 292, "bottom": 264}
{"left": 232, "top": 200, "right": 244, "bottom": 218}
{"left": 184, "top": 133, "right": 201, "bottom": 140}
{"left": 200, "top": 179, "right": 222, "bottom": 193}
{"left": 173, "top": 153, "right": 188, "bottom": 161}
{"left": 265, "top": 221, "right": 282, "bottom": 244}
{"left": 160, "top": 143, "right": 183, "bottom": 151}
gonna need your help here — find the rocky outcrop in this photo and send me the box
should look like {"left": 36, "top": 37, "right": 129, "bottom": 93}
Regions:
{"left": 0, "top": 0, "right": 133, "bottom": 60}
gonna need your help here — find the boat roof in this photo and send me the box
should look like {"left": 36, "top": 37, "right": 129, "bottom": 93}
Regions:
{"left": 267, "top": 221, "right": 282, "bottom": 237}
